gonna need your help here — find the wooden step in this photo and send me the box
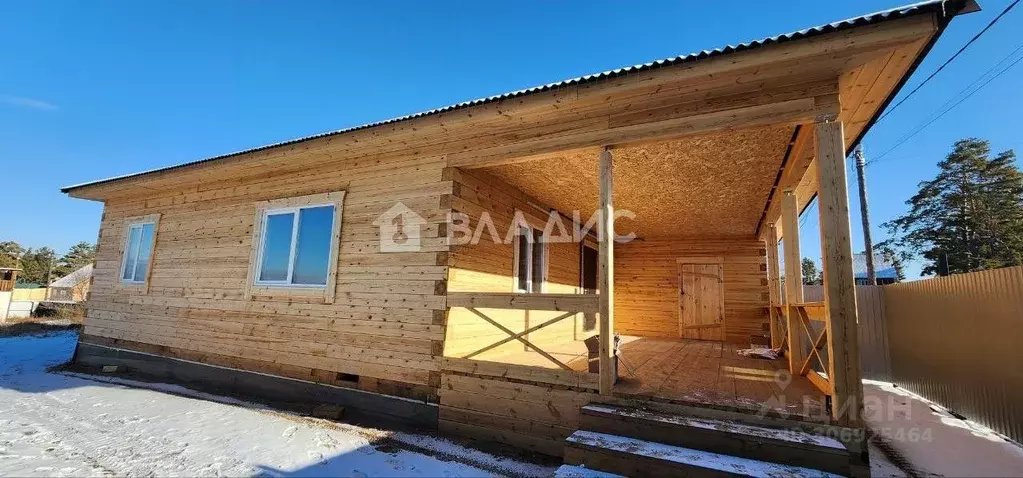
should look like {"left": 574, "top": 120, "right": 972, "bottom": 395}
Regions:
{"left": 579, "top": 404, "right": 852, "bottom": 475}
{"left": 564, "top": 430, "right": 841, "bottom": 478}
{"left": 597, "top": 395, "right": 857, "bottom": 438}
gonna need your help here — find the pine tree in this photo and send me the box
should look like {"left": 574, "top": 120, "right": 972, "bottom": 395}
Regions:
{"left": 55, "top": 241, "right": 97, "bottom": 277}
{"left": 0, "top": 241, "right": 24, "bottom": 269}
{"left": 801, "top": 258, "right": 822, "bottom": 285}
{"left": 18, "top": 247, "right": 57, "bottom": 284}
{"left": 884, "top": 138, "right": 1023, "bottom": 275}
{"left": 875, "top": 243, "right": 908, "bottom": 282}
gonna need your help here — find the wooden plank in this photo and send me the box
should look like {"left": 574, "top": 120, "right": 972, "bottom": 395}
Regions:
{"left": 446, "top": 292, "right": 598, "bottom": 313}
{"left": 781, "top": 189, "right": 805, "bottom": 374}
{"left": 815, "top": 119, "right": 864, "bottom": 427}
{"left": 791, "top": 302, "right": 827, "bottom": 322}
{"left": 598, "top": 147, "right": 615, "bottom": 395}
{"left": 806, "top": 369, "right": 834, "bottom": 395}
{"left": 441, "top": 357, "right": 599, "bottom": 390}
{"left": 765, "top": 223, "right": 782, "bottom": 347}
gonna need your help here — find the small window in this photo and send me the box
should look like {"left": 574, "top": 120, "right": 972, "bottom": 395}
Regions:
{"left": 580, "top": 244, "right": 598, "bottom": 293}
{"left": 121, "top": 221, "right": 156, "bottom": 283}
{"left": 514, "top": 226, "right": 546, "bottom": 293}
{"left": 256, "top": 204, "right": 335, "bottom": 287}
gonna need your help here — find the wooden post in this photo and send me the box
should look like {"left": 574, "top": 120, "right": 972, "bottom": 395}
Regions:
{"left": 815, "top": 120, "right": 864, "bottom": 426}
{"left": 598, "top": 147, "right": 615, "bottom": 395}
{"left": 765, "top": 223, "right": 782, "bottom": 349}
{"left": 781, "top": 189, "right": 805, "bottom": 375}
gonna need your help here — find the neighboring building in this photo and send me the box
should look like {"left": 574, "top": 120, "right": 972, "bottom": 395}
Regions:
{"left": 59, "top": 1, "right": 970, "bottom": 470}
{"left": 47, "top": 264, "right": 94, "bottom": 302}
{"left": 854, "top": 252, "right": 899, "bottom": 285}
{"left": 0, "top": 268, "right": 18, "bottom": 322}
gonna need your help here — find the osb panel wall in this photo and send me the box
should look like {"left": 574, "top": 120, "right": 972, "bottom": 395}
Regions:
{"left": 444, "top": 168, "right": 595, "bottom": 359}
{"left": 481, "top": 126, "right": 793, "bottom": 238}
{"left": 615, "top": 237, "right": 769, "bottom": 344}
{"left": 83, "top": 154, "right": 452, "bottom": 402}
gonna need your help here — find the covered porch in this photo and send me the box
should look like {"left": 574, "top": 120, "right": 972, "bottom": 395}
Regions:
{"left": 441, "top": 114, "right": 861, "bottom": 424}
{"left": 435, "top": 12, "right": 947, "bottom": 454}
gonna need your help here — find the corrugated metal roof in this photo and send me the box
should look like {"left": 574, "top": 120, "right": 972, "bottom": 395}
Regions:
{"left": 48, "top": 264, "right": 93, "bottom": 288}
{"left": 61, "top": 0, "right": 966, "bottom": 193}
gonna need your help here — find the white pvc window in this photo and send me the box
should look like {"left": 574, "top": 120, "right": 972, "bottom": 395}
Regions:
{"left": 514, "top": 226, "right": 547, "bottom": 293}
{"left": 255, "top": 204, "right": 335, "bottom": 287}
{"left": 120, "top": 221, "right": 156, "bottom": 283}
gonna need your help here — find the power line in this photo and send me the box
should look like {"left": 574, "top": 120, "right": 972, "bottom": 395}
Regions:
{"left": 871, "top": 44, "right": 1023, "bottom": 164}
{"left": 799, "top": 199, "right": 817, "bottom": 229}
{"left": 876, "top": 0, "right": 1020, "bottom": 122}
{"left": 869, "top": 41, "right": 1023, "bottom": 166}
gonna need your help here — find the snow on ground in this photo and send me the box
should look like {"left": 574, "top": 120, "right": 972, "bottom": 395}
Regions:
{"left": 8, "top": 332, "right": 1019, "bottom": 477}
{"left": 0, "top": 331, "right": 555, "bottom": 477}
{"left": 863, "top": 380, "right": 1023, "bottom": 477}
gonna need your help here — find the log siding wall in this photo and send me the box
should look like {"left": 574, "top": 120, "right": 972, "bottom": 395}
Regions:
{"left": 615, "top": 237, "right": 769, "bottom": 343}
{"left": 83, "top": 155, "right": 453, "bottom": 402}
{"left": 443, "top": 168, "right": 595, "bottom": 359}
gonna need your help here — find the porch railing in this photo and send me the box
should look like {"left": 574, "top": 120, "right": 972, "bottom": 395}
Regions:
{"left": 445, "top": 292, "right": 598, "bottom": 371}
{"left": 789, "top": 302, "right": 832, "bottom": 395}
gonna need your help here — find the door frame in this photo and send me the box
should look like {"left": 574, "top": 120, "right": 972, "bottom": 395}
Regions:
{"left": 676, "top": 256, "right": 725, "bottom": 340}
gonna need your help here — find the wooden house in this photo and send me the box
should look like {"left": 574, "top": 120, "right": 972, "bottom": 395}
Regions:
{"left": 64, "top": 1, "right": 974, "bottom": 474}
{"left": 0, "top": 267, "right": 19, "bottom": 322}
{"left": 47, "top": 264, "right": 94, "bottom": 302}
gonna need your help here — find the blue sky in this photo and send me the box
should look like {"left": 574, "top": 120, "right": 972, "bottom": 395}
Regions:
{"left": 1, "top": 1, "right": 1020, "bottom": 279}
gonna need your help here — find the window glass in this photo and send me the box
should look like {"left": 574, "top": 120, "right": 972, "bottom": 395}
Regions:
{"left": 581, "top": 245, "right": 598, "bottom": 292}
{"left": 516, "top": 226, "right": 530, "bottom": 292}
{"left": 133, "top": 223, "right": 155, "bottom": 281}
{"left": 122, "top": 226, "right": 141, "bottom": 280}
{"left": 259, "top": 212, "right": 295, "bottom": 282}
{"left": 531, "top": 229, "right": 544, "bottom": 292}
{"left": 292, "top": 205, "right": 334, "bottom": 285}
{"left": 121, "top": 222, "right": 157, "bottom": 283}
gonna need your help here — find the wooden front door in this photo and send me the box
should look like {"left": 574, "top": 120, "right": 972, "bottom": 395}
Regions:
{"left": 679, "top": 262, "right": 724, "bottom": 341}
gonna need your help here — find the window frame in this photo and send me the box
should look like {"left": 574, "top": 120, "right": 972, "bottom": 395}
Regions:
{"left": 253, "top": 203, "right": 335, "bottom": 288}
{"left": 120, "top": 221, "right": 156, "bottom": 284}
{"left": 513, "top": 225, "right": 548, "bottom": 293}
{"left": 118, "top": 213, "right": 161, "bottom": 292}
{"left": 245, "top": 191, "right": 346, "bottom": 303}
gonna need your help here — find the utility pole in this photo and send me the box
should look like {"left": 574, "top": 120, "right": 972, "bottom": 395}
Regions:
{"left": 854, "top": 145, "right": 876, "bottom": 285}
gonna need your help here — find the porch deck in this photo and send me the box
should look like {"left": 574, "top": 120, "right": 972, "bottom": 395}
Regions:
{"left": 490, "top": 336, "right": 828, "bottom": 419}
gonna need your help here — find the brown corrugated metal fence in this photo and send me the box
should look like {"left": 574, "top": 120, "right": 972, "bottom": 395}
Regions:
{"left": 884, "top": 266, "right": 1023, "bottom": 443}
